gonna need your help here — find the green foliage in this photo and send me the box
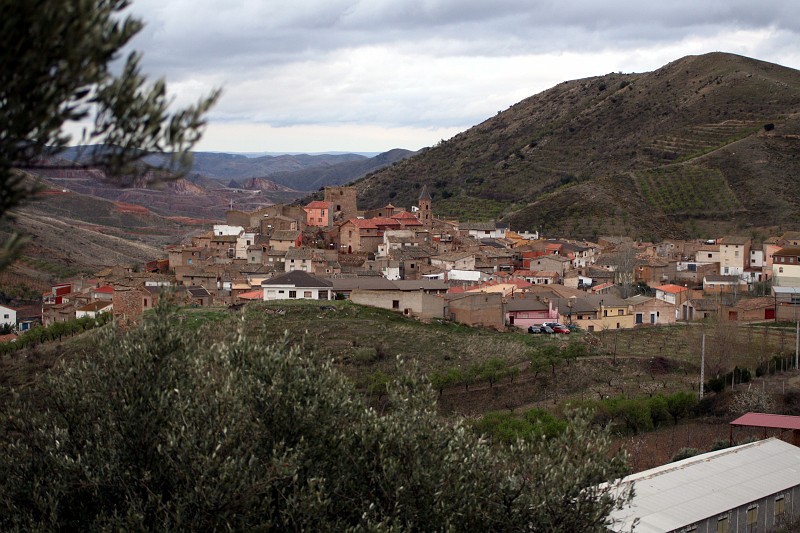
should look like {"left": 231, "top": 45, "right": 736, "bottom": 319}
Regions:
{"left": 0, "top": 313, "right": 112, "bottom": 355}
{"left": 0, "top": 304, "right": 632, "bottom": 531}
{"left": 666, "top": 391, "right": 698, "bottom": 424}
{"left": 351, "top": 346, "right": 378, "bottom": 365}
{"left": 671, "top": 447, "right": 700, "bottom": 462}
{"left": 0, "top": 0, "right": 218, "bottom": 265}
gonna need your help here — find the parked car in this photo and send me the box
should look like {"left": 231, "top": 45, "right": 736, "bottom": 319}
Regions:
{"left": 528, "top": 325, "right": 542, "bottom": 334}
{"left": 543, "top": 322, "right": 570, "bottom": 334}
{"left": 539, "top": 325, "right": 555, "bottom": 334}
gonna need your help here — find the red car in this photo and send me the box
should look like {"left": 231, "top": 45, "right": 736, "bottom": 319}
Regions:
{"left": 544, "top": 322, "right": 570, "bottom": 334}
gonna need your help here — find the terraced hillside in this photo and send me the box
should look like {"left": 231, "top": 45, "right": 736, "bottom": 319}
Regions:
{"left": 634, "top": 165, "right": 743, "bottom": 217}
{"left": 353, "top": 52, "right": 800, "bottom": 239}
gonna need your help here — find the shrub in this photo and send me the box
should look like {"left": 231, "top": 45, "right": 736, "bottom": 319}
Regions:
{"left": 0, "top": 304, "right": 633, "bottom": 531}
{"left": 671, "top": 447, "right": 700, "bottom": 462}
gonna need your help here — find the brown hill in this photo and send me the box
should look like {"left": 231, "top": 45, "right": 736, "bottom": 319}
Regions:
{"left": 354, "top": 52, "right": 800, "bottom": 239}
{"left": 0, "top": 173, "right": 199, "bottom": 283}
{"left": 28, "top": 166, "right": 305, "bottom": 220}
{"left": 240, "top": 177, "right": 297, "bottom": 192}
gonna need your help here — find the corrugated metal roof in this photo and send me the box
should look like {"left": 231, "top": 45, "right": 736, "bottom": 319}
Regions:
{"left": 730, "top": 413, "right": 800, "bottom": 431}
{"left": 607, "top": 438, "right": 800, "bottom": 532}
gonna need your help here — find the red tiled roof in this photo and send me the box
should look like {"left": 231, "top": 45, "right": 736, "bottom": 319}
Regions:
{"left": 345, "top": 217, "right": 402, "bottom": 229}
{"left": 305, "top": 200, "right": 332, "bottom": 209}
{"left": 469, "top": 279, "right": 532, "bottom": 291}
{"left": 730, "top": 413, "right": 800, "bottom": 431}
{"left": 655, "top": 284, "right": 689, "bottom": 294}
{"left": 514, "top": 270, "right": 559, "bottom": 277}
{"left": 238, "top": 289, "right": 263, "bottom": 300}
{"left": 93, "top": 285, "right": 115, "bottom": 294}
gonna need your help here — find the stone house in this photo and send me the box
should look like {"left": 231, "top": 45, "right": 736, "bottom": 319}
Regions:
{"left": 721, "top": 297, "right": 775, "bottom": 322}
{"left": 284, "top": 248, "right": 314, "bottom": 272}
{"left": 339, "top": 218, "right": 402, "bottom": 254}
{"left": 525, "top": 254, "right": 573, "bottom": 277}
{"left": 430, "top": 252, "right": 476, "bottom": 272}
{"left": 703, "top": 274, "right": 748, "bottom": 294}
{"left": 680, "top": 298, "right": 719, "bottom": 321}
{"left": 625, "top": 295, "right": 676, "bottom": 326}
{"left": 443, "top": 292, "right": 505, "bottom": 329}
{"left": 350, "top": 289, "right": 445, "bottom": 321}
{"left": 269, "top": 230, "right": 302, "bottom": 252}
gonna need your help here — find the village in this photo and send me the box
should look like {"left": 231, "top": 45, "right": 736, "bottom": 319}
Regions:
{"left": 3, "top": 184, "right": 800, "bottom": 337}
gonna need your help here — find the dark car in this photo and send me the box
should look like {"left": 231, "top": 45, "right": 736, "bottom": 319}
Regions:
{"left": 543, "top": 322, "right": 570, "bottom": 334}
{"left": 528, "top": 325, "right": 543, "bottom": 334}
{"left": 539, "top": 325, "right": 555, "bottom": 334}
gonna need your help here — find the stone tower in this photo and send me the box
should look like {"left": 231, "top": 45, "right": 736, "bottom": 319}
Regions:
{"left": 418, "top": 185, "right": 432, "bottom": 227}
{"left": 323, "top": 186, "right": 358, "bottom": 221}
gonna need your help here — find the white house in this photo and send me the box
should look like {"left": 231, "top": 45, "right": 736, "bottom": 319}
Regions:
{"left": 460, "top": 221, "right": 508, "bottom": 240}
{"left": 0, "top": 304, "right": 17, "bottom": 329}
{"left": 262, "top": 271, "right": 332, "bottom": 301}
{"left": 212, "top": 224, "right": 244, "bottom": 237}
{"left": 75, "top": 301, "right": 113, "bottom": 319}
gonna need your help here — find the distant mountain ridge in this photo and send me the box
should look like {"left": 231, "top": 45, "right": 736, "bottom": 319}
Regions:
{"left": 354, "top": 52, "right": 800, "bottom": 240}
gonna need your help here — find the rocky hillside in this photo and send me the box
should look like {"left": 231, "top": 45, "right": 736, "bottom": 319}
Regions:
{"left": 354, "top": 52, "right": 800, "bottom": 240}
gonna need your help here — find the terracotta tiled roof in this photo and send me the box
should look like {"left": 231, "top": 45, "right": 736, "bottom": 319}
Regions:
{"left": 655, "top": 284, "right": 689, "bottom": 294}
{"left": 238, "top": 289, "right": 263, "bottom": 300}
{"left": 305, "top": 200, "right": 332, "bottom": 209}
{"left": 93, "top": 285, "right": 115, "bottom": 294}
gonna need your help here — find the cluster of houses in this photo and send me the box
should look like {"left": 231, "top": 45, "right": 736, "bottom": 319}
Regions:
{"left": 4, "top": 185, "right": 800, "bottom": 334}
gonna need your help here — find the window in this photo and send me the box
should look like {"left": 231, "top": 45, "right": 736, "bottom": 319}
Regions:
{"left": 635, "top": 313, "right": 643, "bottom": 324}
{"left": 708, "top": 253, "right": 713, "bottom": 258}
{"left": 2, "top": 314, "right": 7, "bottom": 319}
{"left": 734, "top": 250, "right": 739, "bottom": 258}
{"left": 616, "top": 322, "right": 620, "bottom": 329}
{"left": 717, "top": 516, "right": 729, "bottom": 533}
{"left": 724, "top": 267, "right": 729, "bottom": 274}
{"left": 304, "top": 291, "right": 312, "bottom": 298}
{"left": 775, "top": 496, "right": 785, "bottom": 519}
{"left": 780, "top": 267, "right": 784, "bottom": 273}
{"left": 392, "top": 300, "right": 400, "bottom": 309}
{"left": 617, "top": 309, "right": 623, "bottom": 315}
{"left": 746, "top": 506, "right": 758, "bottom": 526}
{"left": 288, "top": 291, "right": 297, "bottom": 298}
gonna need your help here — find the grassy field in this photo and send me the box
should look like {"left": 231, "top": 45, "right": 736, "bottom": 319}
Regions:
{"left": 3, "top": 300, "right": 797, "bottom": 418}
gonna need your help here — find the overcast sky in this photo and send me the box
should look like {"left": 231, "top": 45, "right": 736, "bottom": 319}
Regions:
{"left": 112, "top": 0, "right": 800, "bottom": 153}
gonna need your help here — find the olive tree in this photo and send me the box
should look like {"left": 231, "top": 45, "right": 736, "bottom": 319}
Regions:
{"left": 0, "top": 0, "right": 219, "bottom": 266}
{"left": 0, "top": 305, "right": 633, "bottom": 531}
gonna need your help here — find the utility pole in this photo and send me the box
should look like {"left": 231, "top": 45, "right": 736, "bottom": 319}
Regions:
{"left": 700, "top": 333, "right": 705, "bottom": 400}
{"left": 795, "top": 319, "right": 798, "bottom": 370}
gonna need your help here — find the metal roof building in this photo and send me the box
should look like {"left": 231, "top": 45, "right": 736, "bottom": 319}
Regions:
{"left": 607, "top": 438, "right": 800, "bottom": 533}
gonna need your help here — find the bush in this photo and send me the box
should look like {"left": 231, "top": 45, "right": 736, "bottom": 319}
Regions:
{"left": 351, "top": 346, "right": 378, "bottom": 364}
{"left": 0, "top": 304, "right": 632, "bottom": 531}
{"left": 671, "top": 447, "right": 700, "bottom": 462}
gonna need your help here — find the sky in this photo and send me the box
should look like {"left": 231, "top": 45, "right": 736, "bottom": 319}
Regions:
{"left": 98, "top": 1, "right": 800, "bottom": 153}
